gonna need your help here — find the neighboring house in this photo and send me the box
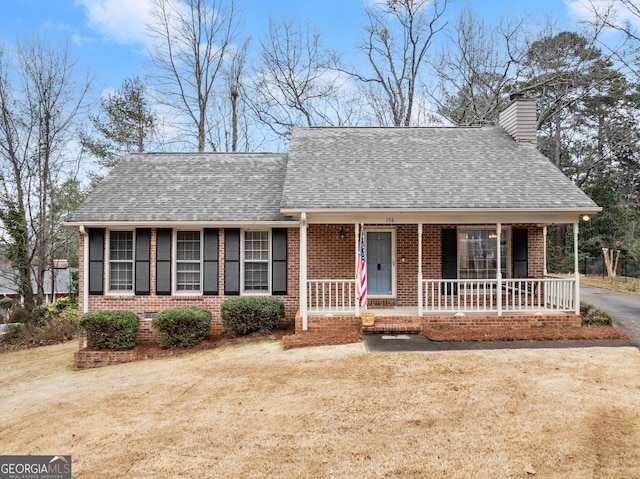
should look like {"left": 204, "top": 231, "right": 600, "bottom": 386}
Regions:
{"left": 0, "top": 258, "right": 72, "bottom": 310}
{"left": 66, "top": 96, "right": 600, "bottom": 340}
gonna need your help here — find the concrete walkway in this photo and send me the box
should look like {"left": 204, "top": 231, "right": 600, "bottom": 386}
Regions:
{"left": 364, "top": 285, "right": 640, "bottom": 352}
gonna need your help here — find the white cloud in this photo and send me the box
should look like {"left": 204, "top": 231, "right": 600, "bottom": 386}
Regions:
{"left": 565, "top": 0, "right": 640, "bottom": 30}
{"left": 75, "top": 0, "right": 154, "bottom": 45}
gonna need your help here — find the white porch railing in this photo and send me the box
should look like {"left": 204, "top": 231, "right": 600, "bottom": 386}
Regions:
{"left": 305, "top": 277, "right": 577, "bottom": 315}
{"left": 307, "top": 279, "right": 357, "bottom": 314}
{"left": 422, "top": 277, "right": 576, "bottom": 314}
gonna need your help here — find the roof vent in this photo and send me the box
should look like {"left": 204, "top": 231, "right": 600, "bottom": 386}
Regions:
{"left": 499, "top": 94, "right": 537, "bottom": 144}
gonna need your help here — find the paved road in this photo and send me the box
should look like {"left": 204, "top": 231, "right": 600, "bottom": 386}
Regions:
{"left": 581, "top": 286, "right": 640, "bottom": 344}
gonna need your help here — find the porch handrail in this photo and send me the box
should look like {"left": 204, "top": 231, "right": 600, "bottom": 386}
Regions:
{"left": 307, "top": 279, "right": 357, "bottom": 314}
{"left": 422, "top": 277, "right": 576, "bottom": 314}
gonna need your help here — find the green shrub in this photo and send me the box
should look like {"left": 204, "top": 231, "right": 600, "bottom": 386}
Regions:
{"left": 10, "top": 308, "right": 35, "bottom": 324}
{"left": 152, "top": 307, "right": 212, "bottom": 348}
{"left": 32, "top": 303, "right": 58, "bottom": 326}
{"left": 79, "top": 310, "right": 140, "bottom": 350}
{"left": 53, "top": 296, "right": 74, "bottom": 311}
{"left": 0, "top": 323, "right": 22, "bottom": 344}
{"left": 580, "top": 302, "right": 613, "bottom": 326}
{"left": 220, "top": 297, "right": 285, "bottom": 337}
{"left": 0, "top": 297, "right": 14, "bottom": 311}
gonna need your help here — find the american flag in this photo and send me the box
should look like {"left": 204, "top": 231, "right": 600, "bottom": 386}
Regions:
{"left": 357, "top": 226, "right": 367, "bottom": 309}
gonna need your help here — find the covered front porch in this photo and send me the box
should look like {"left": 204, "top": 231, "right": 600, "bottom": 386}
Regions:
{"left": 297, "top": 216, "right": 584, "bottom": 332}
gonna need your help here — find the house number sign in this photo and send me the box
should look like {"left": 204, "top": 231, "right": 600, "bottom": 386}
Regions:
{"left": 385, "top": 217, "right": 395, "bottom": 223}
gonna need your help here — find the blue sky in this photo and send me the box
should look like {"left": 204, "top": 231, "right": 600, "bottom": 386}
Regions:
{"left": 0, "top": 0, "right": 590, "bottom": 97}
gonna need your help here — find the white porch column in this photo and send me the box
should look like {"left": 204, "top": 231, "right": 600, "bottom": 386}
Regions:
{"left": 497, "top": 223, "right": 502, "bottom": 316}
{"left": 418, "top": 223, "right": 423, "bottom": 316}
{"left": 355, "top": 223, "right": 360, "bottom": 317}
{"left": 574, "top": 222, "right": 580, "bottom": 315}
{"left": 299, "top": 213, "right": 308, "bottom": 330}
{"left": 80, "top": 226, "right": 89, "bottom": 315}
{"left": 543, "top": 226, "right": 548, "bottom": 276}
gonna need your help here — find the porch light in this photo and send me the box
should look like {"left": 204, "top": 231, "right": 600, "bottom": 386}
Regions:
{"left": 339, "top": 226, "right": 345, "bottom": 241}
{"left": 582, "top": 214, "right": 591, "bottom": 222}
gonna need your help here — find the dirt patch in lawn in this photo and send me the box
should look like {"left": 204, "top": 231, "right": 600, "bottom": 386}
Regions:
{"left": 2, "top": 340, "right": 640, "bottom": 478}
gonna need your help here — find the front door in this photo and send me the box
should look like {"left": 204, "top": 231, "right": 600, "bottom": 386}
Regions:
{"left": 367, "top": 231, "right": 393, "bottom": 296}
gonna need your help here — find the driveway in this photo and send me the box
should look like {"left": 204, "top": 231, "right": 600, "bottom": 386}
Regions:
{"left": 581, "top": 286, "right": 640, "bottom": 344}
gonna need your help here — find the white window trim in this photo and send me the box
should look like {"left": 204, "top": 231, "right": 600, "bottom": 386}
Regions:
{"left": 241, "top": 229, "right": 272, "bottom": 295}
{"left": 457, "top": 226, "right": 512, "bottom": 279}
{"left": 106, "top": 229, "right": 135, "bottom": 295}
{"left": 365, "top": 227, "right": 397, "bottom": 299}
{"left": 173, "top": 229, "right": 203, "bottom": 295}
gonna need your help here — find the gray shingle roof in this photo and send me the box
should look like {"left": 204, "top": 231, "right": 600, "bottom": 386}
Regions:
{"left": 281, "top": 126, "right": 599, "bottom": 210}
{"left": 68, "top": 153, "right": 290, "bottom": 223}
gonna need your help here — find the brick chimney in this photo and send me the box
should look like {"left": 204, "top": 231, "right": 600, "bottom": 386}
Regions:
{"left": 499, "top": 93, "right": 537, "bottom": 143}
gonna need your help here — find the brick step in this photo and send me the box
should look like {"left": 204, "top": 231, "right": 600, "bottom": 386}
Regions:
{"left": 362, "top": 323, "right": 423, "bottom": 334}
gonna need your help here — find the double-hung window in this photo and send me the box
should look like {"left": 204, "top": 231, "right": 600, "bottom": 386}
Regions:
{"left": 243, "top": 230, "right": 269, "bottom": 293}
{"left": 176, "top": 231, "right": 201, "bottom": 292}
{"left": 458, "top": 228, "right": 508, "bottom": 279}
{"left": 108, "top": 231, "right": 133, "bottom": 292}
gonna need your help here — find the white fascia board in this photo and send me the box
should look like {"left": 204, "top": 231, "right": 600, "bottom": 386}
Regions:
{"left": 64, "top": 220, "right": 300, "bottom": 228}
{"left": 280, "top": 207, "right": 602, "bottom": 225}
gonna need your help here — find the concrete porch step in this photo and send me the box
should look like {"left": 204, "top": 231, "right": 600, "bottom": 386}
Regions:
{"left": 362, "top": 323, "right": 423, "bottom": 334}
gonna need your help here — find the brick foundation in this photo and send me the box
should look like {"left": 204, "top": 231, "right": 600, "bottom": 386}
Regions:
{"left": 295, "top": 311, "right": 582, "bottom": 335}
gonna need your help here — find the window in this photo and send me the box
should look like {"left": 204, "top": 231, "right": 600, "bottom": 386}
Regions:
{"left": 108, "top": 231, "right": 133, "bottom": 291}
{"left": 243, "top": 230, "right": 269, "bottom": 292}
{"left": 176, "top": 231, "right": 201, "bottom": 292}
{"left": 458, "top": 228, "right": 508, "bottom": 279}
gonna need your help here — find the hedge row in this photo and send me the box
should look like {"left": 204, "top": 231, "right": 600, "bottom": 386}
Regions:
{"left": 80, "top": 298, "right": 285, "bottom": 350}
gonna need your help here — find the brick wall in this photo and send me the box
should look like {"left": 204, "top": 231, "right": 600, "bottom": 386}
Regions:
{"left": 78, "top": 223, "right": 550, "bottom": 340}
{"left": 80, "top": 228, "right": 300, "bottom": 345}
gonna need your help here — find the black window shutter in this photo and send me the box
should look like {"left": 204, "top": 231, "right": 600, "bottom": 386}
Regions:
{"left": 441, "top": 228, "right": 458, "bottom": 294}
{"left": 272, "top": 228, "right": 288, "bottom": 295}
{"left": 224, "top": 229, "right": 240, "bottom": 295}
{"left": 512, "top": 228, "right": 529, "bottom": 278}
{"left": 88, "top": 228, "right": 105, "bottom": 295}
{"left": 203, "top": 228, "right": 219, "bottom": 295}
{"left": 135, "top": 229, "right": 151, "bottom": 295}
{"left": 156, "top": 228, "right": 172, "bottom": 295}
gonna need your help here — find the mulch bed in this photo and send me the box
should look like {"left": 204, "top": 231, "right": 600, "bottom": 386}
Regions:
{"left": 422, "top": 325, "right": 631, "bottom": 342}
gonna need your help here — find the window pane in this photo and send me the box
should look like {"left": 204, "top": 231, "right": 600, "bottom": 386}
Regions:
{"left": 109, "top": 231, "right": 133, "bottom": 291}
{"left": 177, "top": 231, "right": 201, "bottom": 261}
{"left": 458, "top": 229, "right": 507, "bottom": 279}
{"left": 177, "top": 262, "right": 201, "bottom": 291}
{"left": 244, "top": 263, "right": 268, "bottom": 291}
{"left": 244, "top": 231, "right": 268, "bottom": 261}
{"left": 110, "top": 262, "right": 132, "bottom": 290}
{"left": 244, "top": 231, "right": 269, "bottom": 291}
{"left": 176, "top": 231, "right": 201, "bottom": 291}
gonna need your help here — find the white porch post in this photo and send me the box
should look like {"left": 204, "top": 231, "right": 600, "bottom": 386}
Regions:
{"left": 299, "top": 213, "right": 308, "bottom": 330}
{"left": 543, "top": 226, "right": 548, "bottom": 276}
{"left": 355, "top": 223, "right": 360, "bottom": 317}
{"left": 497, "top": 223, "right": 502, "bottom": 316}
{"left": 418, "top": 223, "right": 423, "bottom": 316}
{"left": 574, "top": 222, "right": 580, "bottom": 315}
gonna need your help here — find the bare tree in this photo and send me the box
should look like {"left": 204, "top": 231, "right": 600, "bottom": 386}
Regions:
{"left": 432, "top": 7, "right": 528, "bottom": 125}
{"left": 251, "top": 17, "right": 357, "bottom": 141}
{"left": 0, "top": 37, "right": 90, "bottom": 306}
{"left": 147, "top": 0, "right": 240, "bottom": 152}
{"left": 353, "top": 0, "right": 449, "bottom": 126}
{"left": 578, "top": 0, "right": 640, "bottom": 80}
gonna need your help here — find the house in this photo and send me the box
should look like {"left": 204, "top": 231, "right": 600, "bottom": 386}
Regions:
{"left": 66, "top": 96, "right": 600, "bottom": 341}
{"left": 0, "top": 255, "right": 72, "bottom": 312}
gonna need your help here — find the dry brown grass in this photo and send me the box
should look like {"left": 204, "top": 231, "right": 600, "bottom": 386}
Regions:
{"left": 2, "top": 340, "right": 640, "bottom": 478}
{"left": 581, "top": 274, "right": 640, "bottom": 295}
